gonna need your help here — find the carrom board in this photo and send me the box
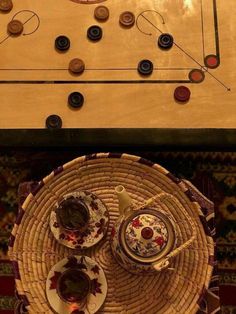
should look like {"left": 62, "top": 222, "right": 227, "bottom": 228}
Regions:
{"left": 0, "top": 0, "right": 235, "bottom": 146}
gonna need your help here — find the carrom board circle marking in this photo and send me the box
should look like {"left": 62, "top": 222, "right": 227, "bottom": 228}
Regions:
{"left": 11, "top": 10, "right": 40, "bottom": 36}
{"left": 70, "top": 0, "right": 106, "bottom": 4}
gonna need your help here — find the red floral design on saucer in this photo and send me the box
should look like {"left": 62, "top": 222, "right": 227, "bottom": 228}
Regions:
{"left": 46, "top": 255, "right": 107, "bottom": 314}
{"left": 50, "top": 191, "right": 109, "bottom": 249}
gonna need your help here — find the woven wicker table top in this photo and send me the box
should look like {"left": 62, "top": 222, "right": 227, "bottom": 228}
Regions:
{"left": 8, "top": 153, "right": 220, "bottom": 314}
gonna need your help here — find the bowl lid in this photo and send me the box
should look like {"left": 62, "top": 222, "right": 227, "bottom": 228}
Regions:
{"left": 121, "top": 209, "right": 176, "bottom": 263}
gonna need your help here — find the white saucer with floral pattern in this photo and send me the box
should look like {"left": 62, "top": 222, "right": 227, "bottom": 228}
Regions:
{"left": 49, "top": 191, "right": 109, "bottom": 249}
{"left": 46, "top": 255, "right": 107, "bottom": 314}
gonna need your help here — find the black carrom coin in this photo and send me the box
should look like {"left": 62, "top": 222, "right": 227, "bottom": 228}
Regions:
{"left": 138, "top": 59, "right": 153, "bottom": 76}
{"left": 46, "top": 115, "right": 62, "bottom": 129}
{"left": 68, "top": 92, "right": 84, "bottom": 109}
{"left": 158, "top": 33, "right": 174, "bottom": 50}
{"left": 87, "top": 25, "right": 102, "bottom": 41}
{"left": 55, "top": 35, "right": 70, "bottom": 51}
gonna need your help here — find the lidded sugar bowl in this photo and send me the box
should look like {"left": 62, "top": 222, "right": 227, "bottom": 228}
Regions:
{"left": 110, "top": 185, "right": 196, "bottom": 274}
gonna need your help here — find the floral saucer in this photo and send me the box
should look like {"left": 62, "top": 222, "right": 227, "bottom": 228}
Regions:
{"left": 50, "top": 191, "right": 109, "bottom": 249}
{"left": 46, "top": 255, "right": 107, "bottom": 314}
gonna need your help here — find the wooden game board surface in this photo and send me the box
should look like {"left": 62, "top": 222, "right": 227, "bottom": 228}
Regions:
{"left": 0, "top": 0, "right": 235, "bottom": 129}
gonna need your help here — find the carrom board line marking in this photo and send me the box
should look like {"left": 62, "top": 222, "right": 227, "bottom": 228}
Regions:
{"left": 205, "top": 71, "right": 231, "bottom": 91}
{"left": 200, "top": 0, "right": 220, "bottom": 61}
{"left": 0, "top": 0, "right": 229, "bottom": 90}
{"left": 140, "top": 13, "right": 204, "bottom": 69}
{"left": 0, "top": 10, "right": 40, "bottom": 44}
{"left": 0, "top": 35, "right": 10, "bottom": 45}
{"left": 200, "top": 0, "right": 206, "bottom": 59}
{"left": 213, "top": 0, "right": 220, "bottom": 60}
{"left": 136, "top": 10, "right": 165, "bottom": 36}
{"left": 22, "top": 13, "right": 36, "bottom": 26}
{"left": 0, "top": 80, "right": 192, "bottom": 85}
{"left": 12, "top": 10, "right": 40, "bottom": 35}
{"left": 0, "top": 68, "right": 195, "bottom": 71}
{"left": 141, "top": 0, "right": 229, "bottom": 91}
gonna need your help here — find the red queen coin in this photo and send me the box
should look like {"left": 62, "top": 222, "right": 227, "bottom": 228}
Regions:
{"left": 174, "top": 86, "right": 191, "bottom": 103}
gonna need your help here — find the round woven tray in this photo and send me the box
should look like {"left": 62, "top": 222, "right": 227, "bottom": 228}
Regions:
{"left": 8, "top": 153, "right": 214, "bottom": 314}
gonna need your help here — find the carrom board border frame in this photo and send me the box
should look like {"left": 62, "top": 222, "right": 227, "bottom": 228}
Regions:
{"left": 0, "top": 129, "right": 235, "bottom": 151}
{"left": 1, "top": 0, "right": 235, "bottom": 151}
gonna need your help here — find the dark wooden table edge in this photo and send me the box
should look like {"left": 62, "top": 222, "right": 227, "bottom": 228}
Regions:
{"left": 0, "top": 129, "right": 235, "bottom": 151}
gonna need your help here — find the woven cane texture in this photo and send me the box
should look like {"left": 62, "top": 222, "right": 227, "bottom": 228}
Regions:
{"left": 8, "top": 153, "right": 214, "bottom": 314}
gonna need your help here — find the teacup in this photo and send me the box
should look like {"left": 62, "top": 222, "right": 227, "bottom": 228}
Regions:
{"left": 56, "top": 196, "right": 90, "bottom": 232}
{"left": 57, "top": 268, "right": 91, "bottom": 304}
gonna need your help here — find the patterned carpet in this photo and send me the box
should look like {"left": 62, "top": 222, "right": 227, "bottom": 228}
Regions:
{"left": 0, "top": 151, "right": 235, "bottom": 313}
